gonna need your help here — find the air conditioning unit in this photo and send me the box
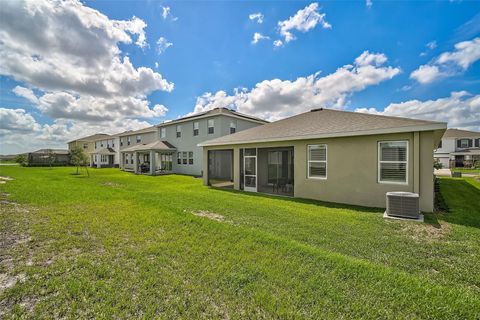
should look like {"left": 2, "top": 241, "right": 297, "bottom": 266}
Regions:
{"left": 386, "top": 192, "right": 420, "bottom": 219}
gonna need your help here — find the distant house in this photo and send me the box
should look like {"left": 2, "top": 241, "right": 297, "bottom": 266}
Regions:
{"left": 118, "top": 108, "right": 267, "bottom": 176}
{"left": 27, "top": 149, "right": 70, "bottom": 166}
{"left": 434, "top": 129, "right": 480, "bottom": 168}
{"left": 90, "top": 135, "right": 120, "bottom": 168}
{"left": 200, "top": 108, "right": 446, "bottom": 212}
{"left": 68, "top": 133, "right": 110, "bottom": 166}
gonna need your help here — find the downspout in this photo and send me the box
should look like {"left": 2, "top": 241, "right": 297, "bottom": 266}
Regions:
{"left": 413, "top": 131, "right": 420, "bottom": 194}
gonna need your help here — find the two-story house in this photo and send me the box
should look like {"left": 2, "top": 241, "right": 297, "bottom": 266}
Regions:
{"left": 67, "top": 133, "right": 110, "bottom": 166}
{"left": 90, "top": 135, "right": 120, "bottom": 168}
{"left": 434, "top": 128, "right": 480, "bottom": 168}
{"left": 117, "top": 108, "right": 267, "bottom": 176}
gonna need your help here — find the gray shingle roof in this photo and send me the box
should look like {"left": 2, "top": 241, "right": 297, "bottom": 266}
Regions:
{"left": 116, "top": 126, "right": 158, "bottom": 137}
{"left": 199, "top": 108, "right": 447, "bottom": 147}
{"left": 442, "top": 128, "right": 480, "bottom": 139}
{"left": 120, "top": 140, "right": 176, "bottom": 152}
{"left": 68, "top": 133, "right": 110, "bottom": 143}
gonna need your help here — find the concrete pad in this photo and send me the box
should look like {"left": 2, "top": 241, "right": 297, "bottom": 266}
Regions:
{"left": 434, "top": 169, "right": 451, "bottom": 177}
{"left": 383, "top": 211, "right": 424, "bottom": 222}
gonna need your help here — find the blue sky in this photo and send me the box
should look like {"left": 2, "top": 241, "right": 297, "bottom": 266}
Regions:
{"left": 0, "top": 0, "right": 479, "bottom": 154}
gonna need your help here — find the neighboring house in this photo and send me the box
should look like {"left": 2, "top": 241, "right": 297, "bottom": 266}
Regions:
{"left": 90, "top": 135, "right": 120, "bottom": 168}
{"left": 434, "top": 128, "right": 480, "bottom": 168}
{"left": 68, "top": 133, "right": 110, "bottom": 165}
{"left": 27, "top": 149, "right": 70, "bottom": 166}
{"left": 200, "top": 108, "right": 446, "bottom": 212}
{"left": 117, "top": 108, "right": 267, "bottom": 176}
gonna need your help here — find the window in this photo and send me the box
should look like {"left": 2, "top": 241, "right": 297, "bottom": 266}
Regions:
{"left": 230, "top": 121, "right": 236, "bottom": 134}
{"left": 120, "top": 138, "right": 123, "bottom": 147}
{"left": 136, "top": 135, "right": 142, "bottom": 143}
{"left": 307, "top": 145, "right": 327, "bottom": 179}
{"left": 95, "top": 142, "right": 97, "bottom": 149}
{"left": 193, "top": 122, "right": 199, "bottom": 136}
{"left": 176, "top": 125, "right": 182, "bottom": 138}
{"left": 112, "top": 140, "right": 115, "bottom": 148}
{"left": 127, "top": 137, "right": 131, "bottom": 145}
{"left": 182, "top": 151, "right": 187, "bottom": 164}
{"left": 476, "top": 138, "right": 480, "bottom": 148}
{"left": 83, "top": 143, "right": 88, "bottom": 149}
{"left": 125, "top": 154, "right": 129, "bottom": 164}
{"left": 378, "top": 141, "right": 408, "bottom": 184}
{"left": 160, "top": 127, "right": 166, "bottom": 139}
{"left": 107, "top": 141, "right": 110, "bottom": 148}
{"left": 437, "top": 140, "right": 442, "bottom": 149}
{"left": 177, "top": 152, "right": 181, "bottom": 164}
{"left": 457, "top": 138, "right": 472, "bottom": 149}
{"left": 100, "top": 141, "right": 103, "bottom": 147}
{"left": 208, "top": 119, "right": 214, "bottom": 134}
{"left": 189, "top": 151, "right": 194, "bottom": 165}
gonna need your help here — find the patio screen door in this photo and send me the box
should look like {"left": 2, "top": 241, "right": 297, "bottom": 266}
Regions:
{"left": 244, "top": 148, "right": 257, "bottom": 192}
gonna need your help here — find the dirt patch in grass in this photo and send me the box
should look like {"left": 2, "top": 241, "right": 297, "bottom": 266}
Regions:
{"left": 100, "top": 181, "right": 124, "bottom": 188}
{"left": 186, "top": 209, "right": 231, "bottom": 223}
{"left": 0, "top": 196, "right": 39, "bottom": 316}
{"left": 400, "top": 221, "right": 452, "bottom": 242}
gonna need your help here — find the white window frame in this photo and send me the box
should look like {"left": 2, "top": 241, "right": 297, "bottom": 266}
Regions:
{"left": 307, "top": 144, "right": 327, "bottom": 180}
{"left": 136, "top": 135, "right": 142, "bottom": 143}
{"left": 207, "top": 119, "right": 214, "bottom": 134}
{"left": 193, "top": 122, "right": 199, "bottom": 136}
{"left": 160, "top": 127, "right": 166, "bottom": 139}
{"left": 378, "top": 140, "right": 409, "bottom": 185}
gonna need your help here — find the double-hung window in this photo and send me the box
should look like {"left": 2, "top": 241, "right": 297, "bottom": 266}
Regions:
{"left": 188, "top": 152, "right": 194, "bottom": 165}
{"left": 378, "top": 141, "right": 408, "bottom": 184}
{"left": 207, "top": 119, "right": 214, "bottom": 134}
{"left": 177, "top": 152, "right": 181, "bottom": 164}
{"left": 120, "top": 138, "right": 123, "bottom": 147}
{"left": 307, "top": 145, "right": 327, "bottom": 179}
{"left": 176, "top": 125, "right": 182, "bottom": 138}
{"left": 84, "top": 143, "right": 88, "bottom": 149}
{"left": 230, "top": 121, "right": 236, "bottom": 134}
{"left": 160, "top": 127, "right": 166, "bottom": 139}
{"left": 136, "top": 135, "right": 142, "bottom": 143}
{"left": 193, "top": 122, "right": 199, "bottom": 136}
{"left": 182, "top": 152, "right": 187, "bottom": 164}
{"left": 127, "top": 137, "right": 131, "bottom": 145}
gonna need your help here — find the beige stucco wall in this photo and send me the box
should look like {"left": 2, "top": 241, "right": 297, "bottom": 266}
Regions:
{"left": 68, "top": 140, "right": 95, "bottom": 165}
{"left": 203, "top": 131, "right": 436, "bottom": 212}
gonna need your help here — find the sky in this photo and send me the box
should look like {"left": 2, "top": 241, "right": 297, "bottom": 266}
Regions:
{"left": 1, "top": 0, "right": 479, "bottom": 154}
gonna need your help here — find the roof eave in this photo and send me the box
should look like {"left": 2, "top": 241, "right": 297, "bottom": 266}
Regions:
{"left": 198, "top": 123, "right": 448, "bottom": 147}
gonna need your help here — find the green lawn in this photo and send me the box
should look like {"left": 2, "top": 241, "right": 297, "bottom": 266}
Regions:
{"left": 451, "top": 168, "right": 480, "bottom": 175}
{"left": 1, "top": 167, "right": 479, "bottom": 319}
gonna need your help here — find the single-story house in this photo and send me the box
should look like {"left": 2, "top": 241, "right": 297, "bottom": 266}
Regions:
{"left": 27, "top": 149, "right": 70, "bottom": 166}
{"left": 199, "top": 108, "right": 447, "bottom": 212}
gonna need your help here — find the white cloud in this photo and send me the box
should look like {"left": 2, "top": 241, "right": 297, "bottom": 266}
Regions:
{"left": 436, "top": 37, "right": 480, "bottom": 69}
{"left": 0, "top": 108, "right": 41, "bottom": 134}
{"left": 161, "top": 6, "right": 170, "bottom": 19}
{"left": 249, "top": 12, "right": 264, "bottom": 24}
{"left": 12, "top": 86, "right": 38, "bottom": 103}
{"left": 155, "top": 62, "right": 159, "bottom": 68}
{"left": 192, "top": 51, "right": 400, "bottom": 121}
{"left": 427, "top": 40, "right": 437, "bottom": 50}
{"left": 156, "top": 37, "right": 173, "bottom": 54}
{"left": 411, "top": 37, "right": 480, "bottom": 84}
{"left": 273, "top": 40, "right": 283, "bottom": 47}
{"left": 355, "top": 91, "right": 480, "bottom": 131}
{"left": 277, "top": 2, "right": 331, "bottom": 44}
{"left": 251, "top": 32, "right": 270, "bottom": 44}
{"left": 410, "top": 65, "right": 443, "bottom": 84}
{"left": 0, "top": 107, "right": 152, "bottom": 154}
{"left": 0, "top": 0, "right": 173, "bottom": 153}
{"left": 366, "top": 0, "right": 373, "bottom": 8}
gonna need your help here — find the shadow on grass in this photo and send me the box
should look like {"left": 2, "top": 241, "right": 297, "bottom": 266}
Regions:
{"left": 437, "top": 178, "right": 480, "bottom": 229}
{"left": 210, "top": 186, "right": 384, "bottom": 214}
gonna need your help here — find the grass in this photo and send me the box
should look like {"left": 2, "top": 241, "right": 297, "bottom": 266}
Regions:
{"left": 1, "top": 167, "right": 479, "bottom": 319}
{"left": 451, "top": 168, "right": 480, "bottom": 175}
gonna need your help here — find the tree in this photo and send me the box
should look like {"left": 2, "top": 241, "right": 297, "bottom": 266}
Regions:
{"left": 42, "top": 149, "right": 56, "bottom": 168}
{"left": 14, "top": 154, "right": 27, "bottom": 166}
{"left": 70, "top": 146, "right": 89, "bottom": 176}
{"left": 433, "top": 159, "right": 443, "bottom": 170}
